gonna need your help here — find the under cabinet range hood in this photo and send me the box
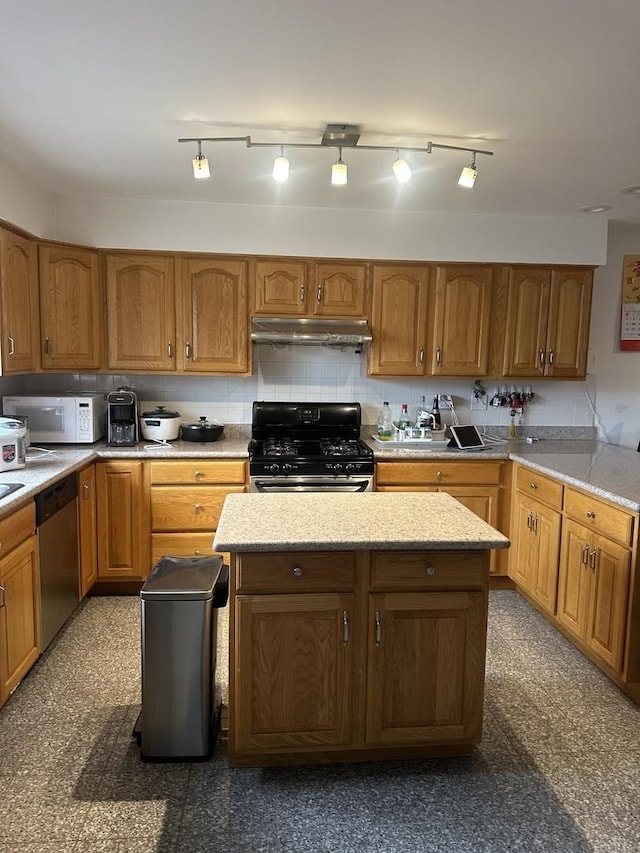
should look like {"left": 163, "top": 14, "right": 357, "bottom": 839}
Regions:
{"left": 251, "top": 317, "right": 372, "bottom": 347}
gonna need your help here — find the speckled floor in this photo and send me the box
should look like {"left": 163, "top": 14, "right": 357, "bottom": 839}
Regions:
{"left": 0, "top": 591, "right": 638, "bottom": 852}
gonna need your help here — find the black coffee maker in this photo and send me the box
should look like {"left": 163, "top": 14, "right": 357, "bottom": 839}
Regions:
{"left": 107, "top": 388, "right": 139, "bottom": 446}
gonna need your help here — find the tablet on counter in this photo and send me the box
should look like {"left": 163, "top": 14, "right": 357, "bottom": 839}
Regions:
{"left": 447, "top": 424, "right": 486, "bottom": 451}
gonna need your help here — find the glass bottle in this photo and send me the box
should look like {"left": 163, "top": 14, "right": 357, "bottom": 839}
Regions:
{"left": 397, "top": 403, "right": 411, "bottom": 431}
{"left": 377, "top": 401, "right": 394, "bottom": 440}
{"left": 415, "top": 395, "right": 428, "bottom": 427}
{"left": 431, "top": 395, "right": 442, "bottom": 428}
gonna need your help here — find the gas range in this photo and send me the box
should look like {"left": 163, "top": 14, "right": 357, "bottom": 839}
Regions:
{"left": 248, "top": 402, "right": 374, "bottom": 491}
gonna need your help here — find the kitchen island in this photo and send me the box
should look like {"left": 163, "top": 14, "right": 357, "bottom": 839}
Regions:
{"left": 214, "top": 491, "right": 510, "bottom": 767}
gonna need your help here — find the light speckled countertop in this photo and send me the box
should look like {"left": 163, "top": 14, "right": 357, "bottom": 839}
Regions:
{"left": 213, "top": 492, "right": 511, "bottom": 552}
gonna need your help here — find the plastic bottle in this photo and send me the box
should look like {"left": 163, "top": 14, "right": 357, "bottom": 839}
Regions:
{"left": 431, "top": 395, "right": 442, "bottom": 428}
{"left": 377, "top": 401, "right": 394, "bottom": 440}
{"left": 397, "top": 403, "right": 411, "bottom": 431}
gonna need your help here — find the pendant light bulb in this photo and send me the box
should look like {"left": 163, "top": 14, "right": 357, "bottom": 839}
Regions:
{"left": 331, "top": 148, "right": 348, "bottom": 186}
{"left": 272, "top": 147, "right": 290, "bottom": 182}
{"left": 192, "top": 142, "right": 210, "bottom": 179}
{"left": 458, "top": 154, "right": 477, "bottom": 188}
{"left": 392, "top": 154, "right": 412, "bottom": 183}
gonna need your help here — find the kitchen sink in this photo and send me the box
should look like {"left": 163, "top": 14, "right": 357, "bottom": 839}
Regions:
{"left": 0, "top": 483, "right": 24, "bottom": 498}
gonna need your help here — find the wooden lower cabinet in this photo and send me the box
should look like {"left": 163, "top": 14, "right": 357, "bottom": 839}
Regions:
{"left": 511, "top": 492, "right": 562, "bottom": 614}
{"left": 557, "top": 519, "right": 630, "bottom": 672}
{"left": 78, "top": 465, "right": 97, "bottom": 596}
{"left": 96, "top": 461, "right": 149, "bottom": 580}
{"left": 229, "top": 548, "right": 489, "bottom": 766}
{"left": 0, "top": 524, "right": 40, "bottom": 707}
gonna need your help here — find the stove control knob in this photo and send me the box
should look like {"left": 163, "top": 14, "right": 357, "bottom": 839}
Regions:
{"left": 269, "top": 463, "right": 280, "bottom": 473}
{"left": 282, "top": 463, "right": 293, "bottom": 474}
{"left": 345, "top": 463, "right": 355, "bottom": 474}
{"left": 333, "top": 463, "right": 343, "bottom": 473}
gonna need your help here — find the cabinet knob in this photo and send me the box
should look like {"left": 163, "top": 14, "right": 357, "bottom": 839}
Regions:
{"left": 194, "top": 550, "right": 201, "bottom": 555}
{"left": 194, "top": 470, "right": 203, "bottom": 480}
{"left": 436, "top": 471, "right": 443, "bottom": 480}
{"left": 530, "top": 482, "right": 538, "bottom": 490}
{"left": 292, "top": 566, "right": 303, "bottom": 577}
{"left": 193, "top": 503, "right": 202, "bottom": 514}
{"left": 586, "top": 510, "right": 596, "bottom": 519}
{"left": 425, "top": 566, "right": 436, "bottom": 576}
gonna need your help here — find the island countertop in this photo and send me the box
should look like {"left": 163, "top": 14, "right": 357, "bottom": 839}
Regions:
{"left": 213, "top": 491, "right": 511, "bottom": 552}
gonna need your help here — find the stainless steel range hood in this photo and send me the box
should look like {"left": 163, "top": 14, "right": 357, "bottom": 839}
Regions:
{"left": 251, "top": 317, "right": 372, "bottom": 347}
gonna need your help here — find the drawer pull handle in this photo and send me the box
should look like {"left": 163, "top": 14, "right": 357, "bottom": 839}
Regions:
{"left": 7, "top": 336, "right": 15, "bottom": 357}
{"left": 581, "top": 544, "right": 589, "bottom": 565}
{"left": 0, "top": 584, "right": 5, "bottom": 608}
{"left": 530, "top": 482, "right": 538, "bottom": 490}
{"left": 589, "top": 549, "right": 597, "bottom": 570}
{"left": 586, "top": 510, "right": 596, "bottom": 519}
{"left": 419, "top": 347, "right": 424, "bottom": 365}
{"left": 299, "top": 284, "right": 305, "bottom": 304}
{"left": 425, "top": 566, "right": 436, "bottom": 576}
{"left": 342, "top": 610, "right": 349, "bottom": 646}
{"left": 317, "top": 284, "right": 323, "bottom": 304}
{"left": 435, "top": 347, "right": 442, "bottom": 365}
{"left": 167, "top": 341, "right": 173, "bottom": 359}
{"left": 532, "top": 514, "right": 538, "bottom": 533}
{"left": 374, "top": 610, "right": 382, "bottom": 647}
{"left": 292, "top": 566, "right": 303, "bottom": 577}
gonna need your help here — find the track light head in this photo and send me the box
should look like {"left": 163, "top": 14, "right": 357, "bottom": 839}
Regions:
{"left": 192, "top": 141, "right": 210, "bottom": 179}
{"left": 392, "top": 155, "right": 412, "bottom": 183}
{"left": 273, "top": 147, "right": 290, "bottom": 182}
{"left": 458, "top": 153, "right": 478, "bottom": 188}
{"left": 331, "top": 148, "right": 348, "bottom": 185}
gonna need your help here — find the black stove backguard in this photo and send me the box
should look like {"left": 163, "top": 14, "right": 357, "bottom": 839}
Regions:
{"left": 250, "top": 401, "right": 362, "bottom": 441}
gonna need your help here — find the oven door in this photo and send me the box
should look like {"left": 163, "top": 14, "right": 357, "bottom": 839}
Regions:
{"left": 250, "top": 475, "right": 373, "bottom": 493}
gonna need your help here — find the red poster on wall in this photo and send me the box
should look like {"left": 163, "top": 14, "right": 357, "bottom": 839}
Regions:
{"left": 620, "top": 255, "right": 640, "bottom": 350}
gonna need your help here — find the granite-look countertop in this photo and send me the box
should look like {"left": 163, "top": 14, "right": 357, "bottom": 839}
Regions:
{"left": 213, "top": 492, "right": 511, "bottom": 552}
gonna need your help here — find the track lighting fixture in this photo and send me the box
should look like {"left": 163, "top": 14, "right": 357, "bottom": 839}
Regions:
{"left": 392, "top": 152, "right": 412, "bottom": 183}
{"left": 178, "top": 124, "right": 493, "bottom": 188}
{"left": 458, "top": 153, "right": 478, "bottom": 188}
{"left": 192, "top": 140, "right": 210, "bottom": 179}
{"left": 272, "top": 146, "right": 290, "bottom": 182}
{"left": 331, "top": 148, "right": 348, "bottom": 185}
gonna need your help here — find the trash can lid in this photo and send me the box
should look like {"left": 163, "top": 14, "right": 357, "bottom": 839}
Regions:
{"left": 141, "top": 555, "right": 224, "bottom": 601}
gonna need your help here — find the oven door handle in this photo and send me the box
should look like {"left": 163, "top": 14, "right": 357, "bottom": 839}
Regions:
{"left": 251, "top": 479, "right": 372, "bottom": 493}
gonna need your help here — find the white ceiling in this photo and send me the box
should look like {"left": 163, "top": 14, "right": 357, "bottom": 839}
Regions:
{"left": 2, "top": 0, "right": 640, "bottom": 227}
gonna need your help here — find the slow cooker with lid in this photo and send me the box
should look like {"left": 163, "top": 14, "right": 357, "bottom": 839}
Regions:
{"left": 140, "top": 406, "right": 181, "bottom": 442}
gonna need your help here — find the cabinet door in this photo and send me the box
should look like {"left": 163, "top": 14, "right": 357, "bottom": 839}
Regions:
{"left": 510, "top": 493, "right": 535, "bottom": 589}
{"left": 312, "top": 262, "right": 368, "bottom": 317}
{"left": 443, "top": 486, "right": 500, "bottom": 573}
{"left": 502, "top": 267, "right": 551, "bottom": 376}
{"left": 38, "top": 244, "right": 103, "bottom": 370}
{"left": 528, "top": 501, "right": 562, "bottom": 614}
{"left": 545, "top": 268, "right": 593, "bottom": 378}
{"left": 252, "top": 260, "right": 308, "bottom": 316}
{"left": 0, "top": 536, "right": 40, "bottom": 705}
{"left": 96, "top": 462, "right": 148, "bottom": 580}
{"left": 368, "top": 265, "right": 429, "bottom": 375}
{"left": 105, "top": 253, "right": 175, "bottom": 370}
{"left": 557, "top": 519, "right": 591, "bottom": 640}
{"left": 78, "top": 465, "right": 97, "bottom": 597}
{"left": 233, "top": 593, "right": 354, "bottom": 752}
{"left": 0, "top": 228, "right": 40, "bottom": 374}
{"left": 177, "top": 256, "right": 250, "bottom": 373}
{"left": 586, "top": 533, "right": 630, "bottom": 671}
{"left": 431, "top": 265, "right": 492, "bottom": 375}
{"left": 366, "top": 591, "right": 485, "bottom": 745}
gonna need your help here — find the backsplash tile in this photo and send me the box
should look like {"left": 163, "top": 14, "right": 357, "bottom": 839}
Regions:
{"left": 2, "top": 346, "right": 596, "bottom": 430}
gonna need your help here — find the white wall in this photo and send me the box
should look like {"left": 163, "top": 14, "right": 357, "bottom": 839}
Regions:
{"left": 589, "top": 225, "right": 640, "bottom": 449}
{"left": 53, "top": 196, "right": 607, "bottom": 265}
{"left": 0, "top": 155, "right": 54, "bottom": 237}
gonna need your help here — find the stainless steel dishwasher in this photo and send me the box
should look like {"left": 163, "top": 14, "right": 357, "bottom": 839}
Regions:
{"left": 36, "top": 474, "right": 80, "bottom": 650}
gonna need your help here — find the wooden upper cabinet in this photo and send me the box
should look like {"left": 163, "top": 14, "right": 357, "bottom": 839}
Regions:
{"left": 105, "top": 253, "right": 175, "bottom": 371}
{"left": 252, "top": 259, "right": 308, "bottom": 316}
{"left": 368, "top": 264, "right": 429, "bottom": 376}
{"left": 176, "top": 256, "right": 250, "bottom": 374}
{"left": 502, "top": 266, "right": 593, "bottom": 378}
{"left": 0, "top": 228, "right": 40, "bottom": 374}
{"left": 431, "top": 265, "right": 493, "bottom": 375}
{"left": 38, "top": 243, "right": 103, "bottom": 370}
{"left": 312, "top": 262, "right": 368, "bottom": 317}
{"left": 546, "top": 268, "right": 593, "bottom": 378}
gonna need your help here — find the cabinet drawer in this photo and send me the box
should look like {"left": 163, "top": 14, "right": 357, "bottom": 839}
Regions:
{"left": 0, "top": 502, "right": 36, "bottom": 559}
{"left": 151, "top": 532, "right": 216, "bottom": 563}
{"left": 376, "top": 461, "right": 502, "bottom": 486}
{"left": 370, "top": 550, "right": 487, "bottom": 590}
{"left": 150, "top": 485, "right": 244, "bottom": 531}
{"left": 564, "top": 487, "right": 634, "bottom": 546}
{"left": 148, "top": 459, "right": 246, "bottom": 485}
{"left": 515, "top": 465, "right": 563, "bottom": 510}
{"left": 236, "top": 552, "right": 357, "bottom": 593}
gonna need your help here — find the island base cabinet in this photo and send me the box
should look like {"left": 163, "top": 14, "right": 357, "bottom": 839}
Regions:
{"left": 365, "top": 591, "right": 486, "bottom": 746}
{"left": 232, "top": 593, "right": 355, "bottom": 753}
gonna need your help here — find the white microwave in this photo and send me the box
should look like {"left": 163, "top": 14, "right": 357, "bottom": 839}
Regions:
{"left": 2, "top": 393, "right": 107, "bottom": 444}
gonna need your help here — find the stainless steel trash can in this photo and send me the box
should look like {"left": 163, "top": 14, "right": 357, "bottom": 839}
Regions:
{"left": 139, "top": 554, "right": 228, "bottom": 760}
